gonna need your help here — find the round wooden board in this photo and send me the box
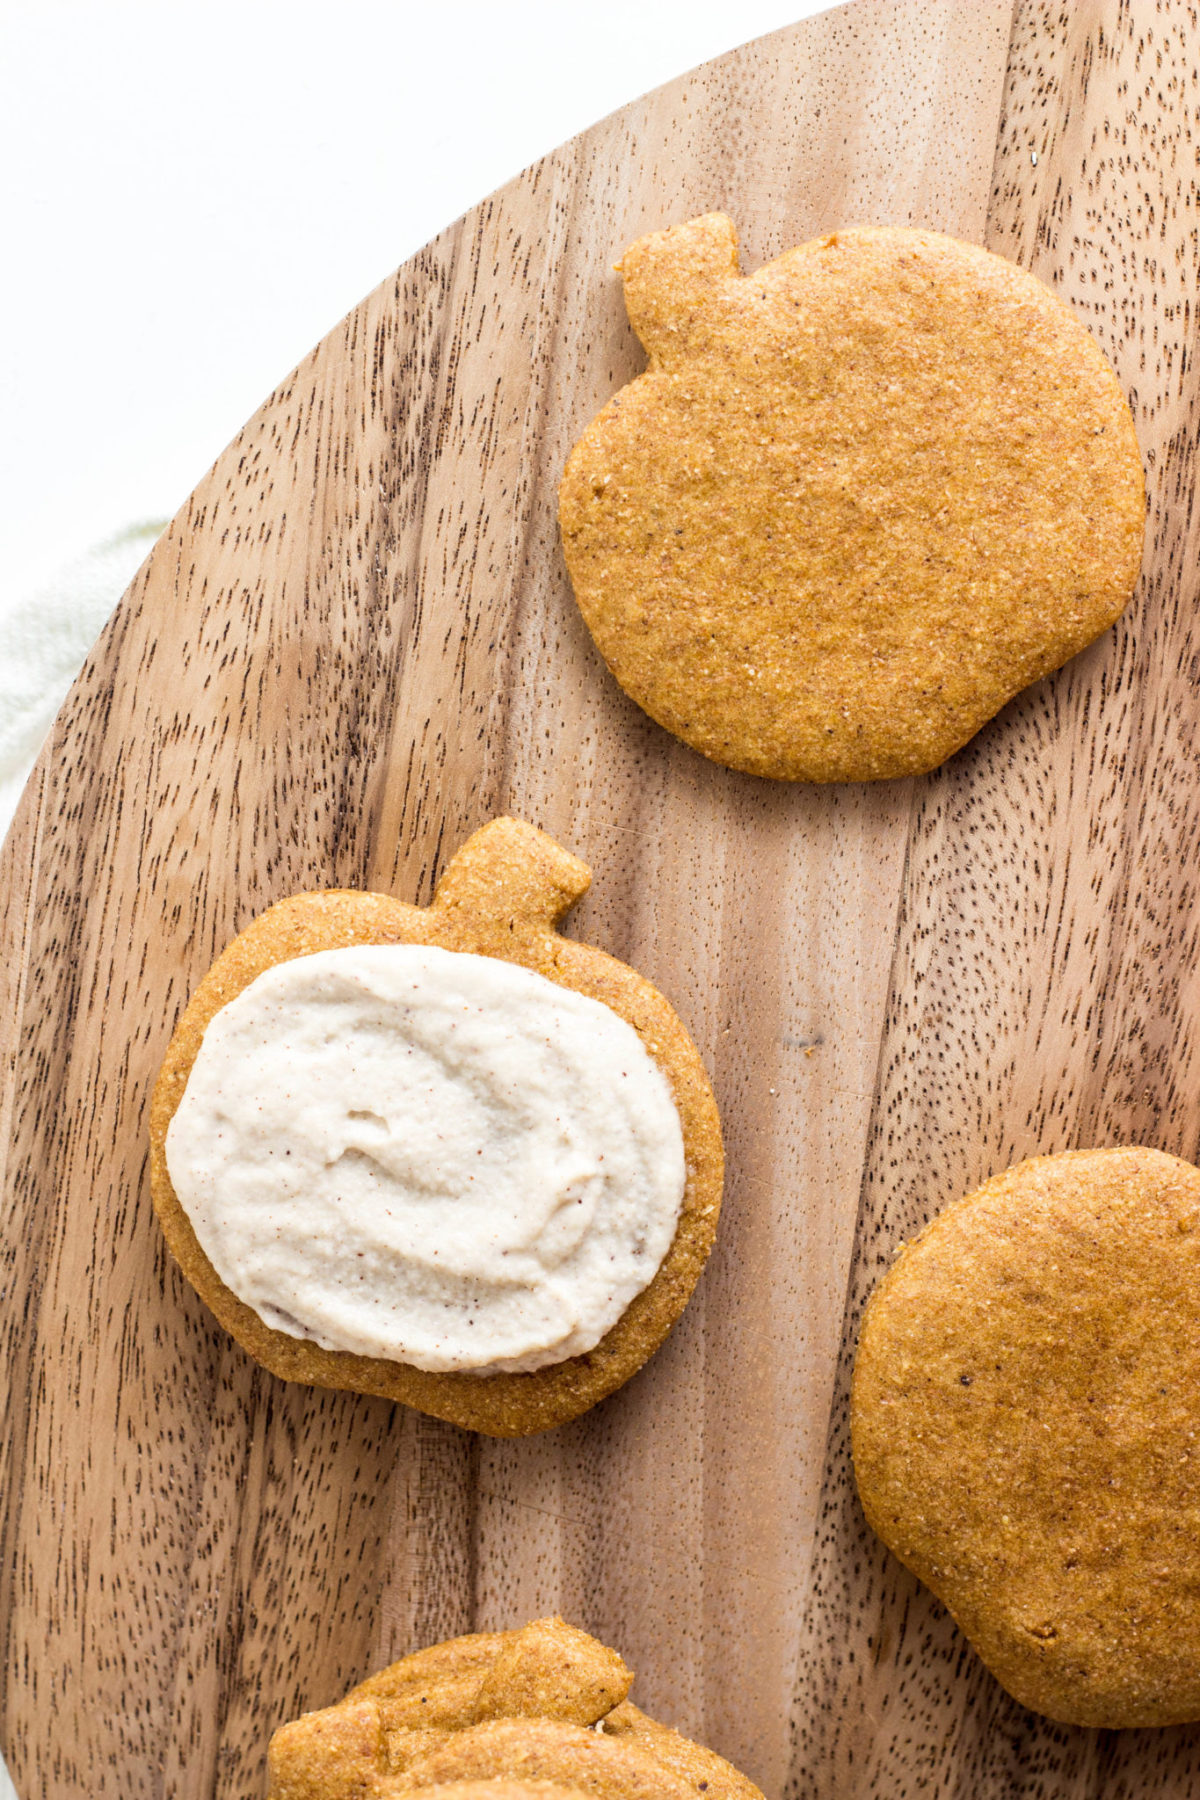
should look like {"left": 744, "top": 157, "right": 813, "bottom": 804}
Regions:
{"left": 3, "top": 2, "right": 1200, "bottom": 1795}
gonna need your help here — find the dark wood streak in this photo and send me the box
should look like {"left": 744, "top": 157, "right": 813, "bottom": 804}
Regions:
{"left": 0, "top": 4, "right": 1057, "bottom": 1795}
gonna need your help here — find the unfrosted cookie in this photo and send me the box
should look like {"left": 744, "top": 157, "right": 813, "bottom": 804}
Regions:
{"left": 149, "top": 818, "right": 723, "bottom": 1436}
{"left": 852, "top": 1146, "right": 1200, "bottom": 1726}
{"left": 267, "top": 1617, "right": 763, "bottom": 1800}
{"left": 559, "top": 214, "right": 1145, "bottom": 781}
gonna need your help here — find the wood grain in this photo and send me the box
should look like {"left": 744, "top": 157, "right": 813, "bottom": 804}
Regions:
{"left": 5, "top": 1, "right": 1196, "bottom": 1795}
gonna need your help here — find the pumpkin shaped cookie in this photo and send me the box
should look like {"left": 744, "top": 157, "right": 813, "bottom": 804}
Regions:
{"left": 559, "top": 214, "right": 1145, "bottom": 781}
{"left": 267, "top": 1617, "right": 763, "bottom": 1800}
{"left": 150, "top": 818, "right": 722, "bottom": 1435}
{"left": 852, "top": 1146, "right": 1200, "bottom": 1726}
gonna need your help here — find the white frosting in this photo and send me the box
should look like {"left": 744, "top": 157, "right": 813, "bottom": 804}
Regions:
{"left": 164, "top": 943, "right": 686, "bottom": 1374}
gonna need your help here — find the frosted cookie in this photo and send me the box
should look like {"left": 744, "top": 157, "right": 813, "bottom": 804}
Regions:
{"left": 267, "top": 1616, "right": 764, "bottom": 1800}
{"left": 149, "top": 818, "right": 722, "bottom": 1436}
{"left": 559, "top": 214, "right": 1145, "bottom": 781}
{"left": 852, "top": 1146, "right": 1200, "bottom": 1726}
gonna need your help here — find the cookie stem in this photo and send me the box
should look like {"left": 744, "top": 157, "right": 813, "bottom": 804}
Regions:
{"left": 430, "top": 817, "right": 592, "bottom": 932}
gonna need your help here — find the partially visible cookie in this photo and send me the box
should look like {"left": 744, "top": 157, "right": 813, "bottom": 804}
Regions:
{"left": 852, "top": 1146, "right": 1200, "bottom": 1726}
{"left": 392, "top": 1787, "right": 587, "bottom": 1800}
{"left": 267, "top": 1618, "right": 763, "bottom": 1800}
{"left": 149, "top": 818, "right": 723, "bottom": 1436}
{"left": 559, "top": 214, "right": 1145, "bottom": 781}
{"left": 390, "top": 1787, "right": 587, "bottom": 1800}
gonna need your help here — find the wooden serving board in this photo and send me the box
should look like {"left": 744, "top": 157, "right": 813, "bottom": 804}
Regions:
{"left": 3, "top": 2, "right": 1199, "bottom": 1795}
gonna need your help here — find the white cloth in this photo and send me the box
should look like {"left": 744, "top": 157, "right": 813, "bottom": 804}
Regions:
{"left": 0, "top": 524, "right": 165, "bottom": 844}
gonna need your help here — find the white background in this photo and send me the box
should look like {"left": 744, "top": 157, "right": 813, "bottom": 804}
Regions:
{"left": 2, "top": 0, "right": 828, "bottom": 601}
{"left": 0, "top": 3, "right": 829, "bottom": 1793}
